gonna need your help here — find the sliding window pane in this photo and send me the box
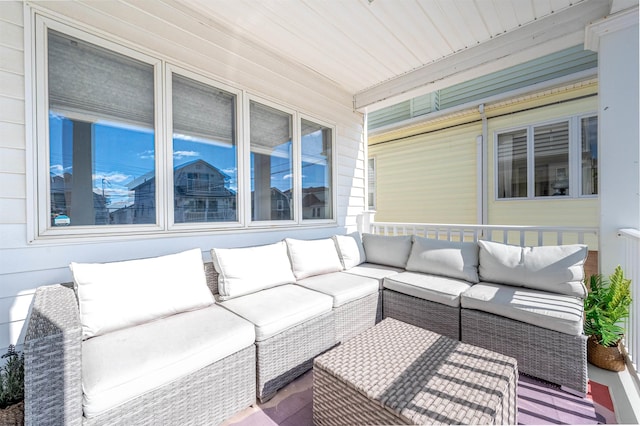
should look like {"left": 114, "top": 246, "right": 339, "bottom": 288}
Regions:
{"left": 48, "top": 30, "right": 155, "bottom": 227}
{"left": 497, "top": 130, "right": 527, "bottom": 198}
{"left": 534, "top": 122, "right": 569, "bottom": 197}
{"left": 250, "top": 101, "right": 293, "bottom": 221}
{"left": 581, "top": 116, "right": 598, "bottom": 196}
{"left": 172, "top": 74, "right": 237, "bottom": 223}
{"left": 301, "top": 119, "right": 332, "bottom": 220}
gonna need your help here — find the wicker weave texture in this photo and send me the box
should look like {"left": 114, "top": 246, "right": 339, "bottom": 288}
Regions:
{"left": 314, "top": 318, "right": 518, "bottom": 425}
{"left": 334, "top": 291, "right": 380, "bottom": 343}
{"left": 383, "top": 289, "right": 461, "bottom": 340}
{"left": 257, "top": 311, "right": 336, "bottom": 402}
{"left": 84, "top": 346, "right": 256, "bottom": 426}
{"left": 24, "top": 285, "right": 83, "bottom": 426}
{"left": 204, "top": 261, "right": 220, "bottom": 299}
{"left": 461, "top": 308, "right": 588, "bottom": 394}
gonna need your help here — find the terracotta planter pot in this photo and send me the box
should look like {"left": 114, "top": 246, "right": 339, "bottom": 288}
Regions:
{"left": 587, "top": 335, "right": 626, "bottom": 372}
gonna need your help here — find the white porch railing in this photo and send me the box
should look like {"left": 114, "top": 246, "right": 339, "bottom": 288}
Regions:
{"left": 619, "top": 228, "right": 640, "bottom": 375}
{"left": 369, "top": 221, "right": 599, "bottom": 248}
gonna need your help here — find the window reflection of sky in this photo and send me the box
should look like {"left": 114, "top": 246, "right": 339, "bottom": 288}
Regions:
{"left": 49, "top": 113, "right": 331, "bottom": 210}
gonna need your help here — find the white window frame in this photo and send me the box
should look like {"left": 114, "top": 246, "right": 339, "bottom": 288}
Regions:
{"left": 368, "top": 157, "right": 377, "bottom": 210}
{"left": 299, "top": 113, "right": 337, "bottom": 225}
{"left": 27, "top": 10, "right": 337, "bottom": 243}
{"left": 494, "top": 113, "right": 598, "bottom": 201}
{"left": 32, "top": 14, "right": 166, "bottom": 239}
{"left": 577, "top": 113, "right": 599, "bottom": 198}
{"left": 244, "top": 94, "right": 298, "bottom": 227}
{"left": 166, "top": 64, "right": 244, "bottom": 231}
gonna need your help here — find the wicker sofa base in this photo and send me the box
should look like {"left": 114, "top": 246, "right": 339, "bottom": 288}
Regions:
{"left": 334, "top": 291, "right": 380, "bottom": 343}
{"left": 25, "top": 284, "right": 257, "bottom": 426}
{"left": 257, "top": 311, "right": 336, "bottom": 402}
{"left": 382, "top": 289, "right": 461, "bottom": 339}
{"left": 85, "top": 345, "right": 256, "bottom": 426}
{"left": 461, "top": 308, "right": 588, "bottom": 394}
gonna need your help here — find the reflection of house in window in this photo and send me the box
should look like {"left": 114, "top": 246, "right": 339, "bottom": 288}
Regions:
{"left": 302, "top": 186, "right": 330, "bottom": 219}
{"left": 251, "top": 187, "right": 291, "bottom": 221}
{"left": 111, "top": 159, "right": 236, "bottom": 224}
{"left": 50, "top": 173, "right": 108, "bottom": 226}
{"left": 174, "top": 160, "right": 236, "bottom": 222}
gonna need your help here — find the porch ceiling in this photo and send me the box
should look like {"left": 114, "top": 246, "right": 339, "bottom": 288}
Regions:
{"left": 174, "top": 0, "right": 611, "bottom": 112}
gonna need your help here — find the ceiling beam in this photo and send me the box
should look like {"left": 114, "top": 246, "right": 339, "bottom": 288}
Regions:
{"left": 354, "top": 0, "right": 611, "bottom": 113}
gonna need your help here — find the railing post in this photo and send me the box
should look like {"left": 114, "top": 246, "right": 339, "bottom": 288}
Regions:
{"left": 357, "top": 210, "right": 376, "bottom": 234}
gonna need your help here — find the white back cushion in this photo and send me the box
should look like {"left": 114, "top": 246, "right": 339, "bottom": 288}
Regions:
{"left": 478, "top": 240, "right": 588, "bottom": 298}
{"left": 285, "top": 238, "right": 344, "bottom": 279}
{"left": 406, "top": 237, "right": 479, "bottom": 283}
{"left": 333, "top": 233, "right": 366, "bottom": 269}
{"left": 212, "top": 241, "right": 295, "bottom": 301}
{"left": 362, "top": 233, "right": 413, "bottom": 268}
{"left": 71, "top": 248, "right": 214, "bottom": 340}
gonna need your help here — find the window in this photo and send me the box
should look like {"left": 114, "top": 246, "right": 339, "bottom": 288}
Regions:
{"left": 171, "top": 71, "right": 238, "bottom": 224}
{"left": 581, "top": 116, "right": 598, "bottom": 195}
{"left": 47, "top": 29, "right": 157, "bottom": 228}
{"left": 34, "top": 16, "right": 336, "bottom": 239}
{"left": 301, "top": 119, "right": 333, "bottom": 220}
{"left": 249, "top": 100, "right": 293, "bottom": 222}
{"left": 497, "top": 130, "right": 527, "bottom": 198}
{"left": 368, "top": 158, "right": 376, "bottom": 209}
{"left": 496, "top": 115, "right": 597, "bottom": 200}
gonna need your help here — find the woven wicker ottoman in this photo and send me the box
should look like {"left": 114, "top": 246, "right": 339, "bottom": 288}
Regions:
{"left": 313, "top": 318, "right": 518, "bottom": 425}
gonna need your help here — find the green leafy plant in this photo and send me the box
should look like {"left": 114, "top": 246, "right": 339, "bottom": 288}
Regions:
{"left": 584, "top": 265, "right": 632, "bottom": 347}
{"left": 0, "top": 345, "right": 24, "bottom": 409}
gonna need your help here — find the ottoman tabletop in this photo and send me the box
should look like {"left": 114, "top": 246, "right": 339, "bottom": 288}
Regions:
{"left": 313, "top": 318, "right": 518, "bottom": 425}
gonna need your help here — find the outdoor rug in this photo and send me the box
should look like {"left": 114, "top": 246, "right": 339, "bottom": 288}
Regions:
{"left": 224, "top": 371, "right": 616, "bottom": 425}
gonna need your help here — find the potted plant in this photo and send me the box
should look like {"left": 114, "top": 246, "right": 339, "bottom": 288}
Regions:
{"left": 0, "top": 345, "right": 24, "bottom": 425}
{"left": 583, "top": 265, "right": 632, "bottom": 371}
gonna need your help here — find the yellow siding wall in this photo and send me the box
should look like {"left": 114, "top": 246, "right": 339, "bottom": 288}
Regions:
{"left": 369, "top": 82, "right": 599, "bottom": 237}
{"left": 369, "top": 122, "right": 480, "bottom": 223}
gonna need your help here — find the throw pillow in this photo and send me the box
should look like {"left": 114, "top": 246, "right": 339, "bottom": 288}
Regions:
{"left": 285, "top": 237, "right": 344, "bottom": 279}
{"left": 406, "top": 236, "right": 479, "bottom": 283}
{"left": 212, "top": 241, "right": 295, "bottom": 301}
{"left": 333, "top": 233, "right": 366, "bottom": 269}
{"left": 478, "top": 239, "right": 588, "bottom": 298}
{"left": 70, "top": 248, "right": 213, "bottom": 340}
{"left": 362, "top": 233, "right": 412, "bottom": 268}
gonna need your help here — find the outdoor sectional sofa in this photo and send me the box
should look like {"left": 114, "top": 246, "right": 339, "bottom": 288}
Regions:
{"left": 24, "top": 232, "right": 589, "bottom": 425}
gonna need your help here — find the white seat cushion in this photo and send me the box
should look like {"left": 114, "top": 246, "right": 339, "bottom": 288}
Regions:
{"left": 342, "top": 263, "right": 403, "bottom": 289}
{"left": 461, "top": 282, "right": 584, "bottom": 335}
{"left": 70, "top": 248, "right": 214, "bottom": 339}
{"left": 285, "top": 237, "right": 344, "bottom": 279}
{"left": 362, "top": 234, "right": 413, "bottom": 269}
{"left": 405, "top": 236, "right": 479, "bottom": 283}
{"left": 82, "top": 305, "right": 255, "bottom": 418}
{"left": 478, "top": 240, "right": 588, "bottom": 298}
{"left": 219, "top": 284, "right": 333, "bottom": 341}
{"left": 212, "top": 241, "right": 296, "bottom": 300}
{"left": 297, "top": 272, "right": 378, "bottom": 307}
{"left": 383, "top": 271, "right": 472, "bottom": 307}
{"left": 333, "top": 233, "right": 366, "bottom": 269}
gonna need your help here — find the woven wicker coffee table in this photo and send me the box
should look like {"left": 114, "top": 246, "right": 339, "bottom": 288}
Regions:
{"left": 313, "top": 318, "right": 518, "bottom": 425}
